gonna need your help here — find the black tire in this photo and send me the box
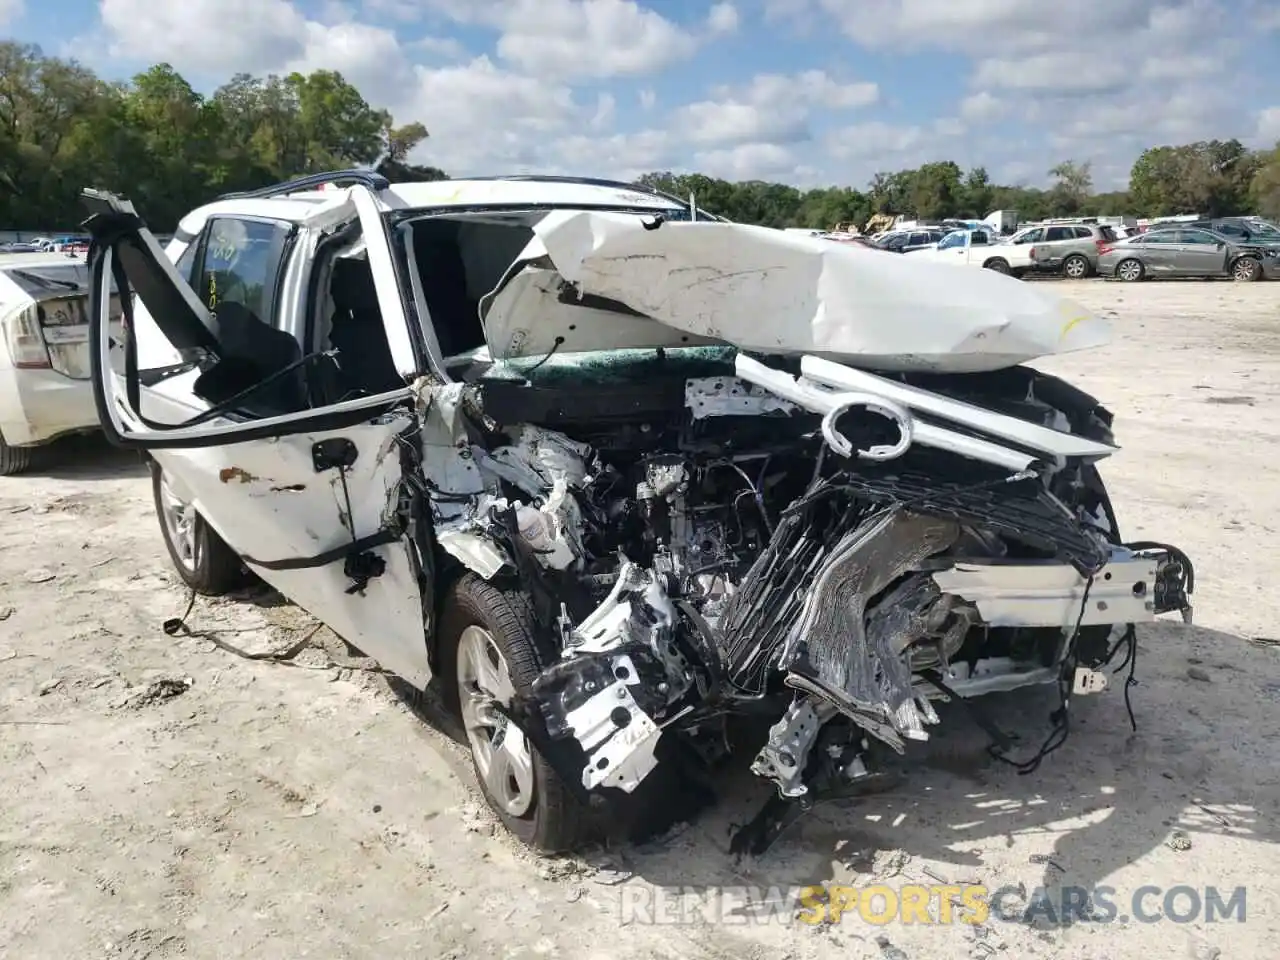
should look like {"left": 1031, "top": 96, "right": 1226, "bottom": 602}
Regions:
{"left": 1231, "top": 256, "right": 1261, "bottom": 282}
{"left": 439, "top": 573, "right": 586, "bottom": 853}
{"left": 1063, "top": 254, "right": 1090, "bottom": 279}
{"left": 149, "top": 461, "right": 246, "bottom": 595}
{"left": 0, "top": 429, "right": 33, "bottom": 476}
{"left": 983, "top": 257, "right": 1011, "bottom": 274}
{"left": 1116, "top": 258, "right": 1144, "bottom": 282}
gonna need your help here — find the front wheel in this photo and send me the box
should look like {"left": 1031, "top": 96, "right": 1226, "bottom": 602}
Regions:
{"left": 983, "top": 257, "right": 1011, "bottom": 274}
{"left": 1116, "top": 259, "right": 1144, "bottom": 282}
{"left": 441, "top": 574, "right": 587, "bottom": 853}
{"left": 1232, "top": 256, "right": 1261, "bottom": 282}
{"left": 0, "top": 429, "right": 32, "bottom": 476}
{"left": 150, "top": 461, "right": 247, "bottom": 595}
{"left": 1063, "top": 254, "right": 1090, "bottom": 279}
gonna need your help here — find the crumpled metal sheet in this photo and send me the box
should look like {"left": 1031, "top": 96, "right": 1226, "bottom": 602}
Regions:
{"left": 781, "top": 510, "right": 959, "bottom": 748}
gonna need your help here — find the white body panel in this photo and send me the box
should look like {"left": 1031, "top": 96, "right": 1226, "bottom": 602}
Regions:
{"left": 491, "top": 212, "right": 1109, "bottom": 373}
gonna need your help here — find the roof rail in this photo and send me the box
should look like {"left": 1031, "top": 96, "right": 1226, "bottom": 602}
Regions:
{"left": 217, "top": 169, "right": 390, "bottom": 201}
{"left": 467, "top": 174, "right": 703, "bottom": 215}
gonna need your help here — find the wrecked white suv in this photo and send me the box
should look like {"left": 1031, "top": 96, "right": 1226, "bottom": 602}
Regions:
{"left": 81, "top": 172, "right": 1193, "bottom": 855}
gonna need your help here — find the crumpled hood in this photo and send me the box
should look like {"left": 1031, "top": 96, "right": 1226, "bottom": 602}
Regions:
{"left": 481, "top": 211, "right": 1111, "bottom": 374}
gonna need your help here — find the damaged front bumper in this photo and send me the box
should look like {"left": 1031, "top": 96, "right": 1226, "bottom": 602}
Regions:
{"left": 423, "top": 348, "right": 1195, "bottom": 834}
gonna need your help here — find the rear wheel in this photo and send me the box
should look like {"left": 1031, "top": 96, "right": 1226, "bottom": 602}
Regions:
{"left": 1116, "top": 259, "right": 1144, "bottom": 282}
{"left": 1063, "top": 254, "right": 1090, "bottom": 279}
{"left": 150, "top": 461, "right": 247, "bottom": 595}
{"left": 983, "top": 257, "right": 1011, "bottom": 274}
{"left": 1232, "top": 256, "right": 1261, "bottom": 282}
{"left": 0, "top": 430, "right": 33, "bottom": 476}
{"left": 441, "top": 574, "right": 586, "bottom": 853}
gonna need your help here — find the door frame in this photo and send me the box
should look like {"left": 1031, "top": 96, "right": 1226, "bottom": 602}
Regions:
{"left": 84, "top": 185, "right": 420, "bottom": 451}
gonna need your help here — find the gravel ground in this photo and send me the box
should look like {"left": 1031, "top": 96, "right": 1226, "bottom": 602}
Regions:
{"left": 2, "top": 278, "right": 1278, "bottom": 960}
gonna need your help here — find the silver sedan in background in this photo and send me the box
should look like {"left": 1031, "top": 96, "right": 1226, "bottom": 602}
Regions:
{"left": 1097, "top": 227, "right": 1280, "bottom": 282}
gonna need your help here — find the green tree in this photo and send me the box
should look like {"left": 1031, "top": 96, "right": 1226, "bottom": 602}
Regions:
{"left": 1047, "top": 160, "right": 1093, "bottom": 215}
{"left": 1251, "top": 144, "right": 1280, "bottom": 220}
{"left": 907, "top": 161, "right": 963, "bottom": 220}
{"left": 964, "top": 166, "right": 993, "bottom": 218}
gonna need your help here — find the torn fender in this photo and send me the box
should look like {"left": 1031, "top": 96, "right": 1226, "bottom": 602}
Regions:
{"left": 485, "top": 211, "right": 1111, "bottom": 373}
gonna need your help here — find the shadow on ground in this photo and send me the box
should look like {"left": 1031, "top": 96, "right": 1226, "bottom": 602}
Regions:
{"left": 390, "top": 619, "right": 1280, "bottom": 931}
{"left": 18, "top": 432, "right": 148, "bottom": 481}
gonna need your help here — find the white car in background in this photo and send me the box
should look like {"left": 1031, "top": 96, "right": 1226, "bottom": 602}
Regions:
{"left": 0, "top": 252, "right": 119, "bottom": 474}
{"left": 906, "top": 227, "right": 1037, "bottom": 276}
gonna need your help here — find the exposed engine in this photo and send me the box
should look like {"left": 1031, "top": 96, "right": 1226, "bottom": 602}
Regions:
{"left": 431, "top": 349, "right": 1194, "bottom": 853}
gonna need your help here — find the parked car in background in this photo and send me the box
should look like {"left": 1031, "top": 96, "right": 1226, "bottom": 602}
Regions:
{"left": 874, "top": 228, "right": 948, "bottom": 253}
{"left": 1169, "top": 217, "right": 1280, "bottom": 246}
{"left": 1012, "top": 223, "right": 1118, "bottom": 278}
{"left": 0, "top": 242, "right": 40, "bottom": 253}
{"left": 1097, "top": 227, "right": 1279, "bottom": 282}
{"left": 0, "top": 253, "right": 119, "bottom": 473}
{"left": 908, "top": 227, "right": 1035, "bottom": 275}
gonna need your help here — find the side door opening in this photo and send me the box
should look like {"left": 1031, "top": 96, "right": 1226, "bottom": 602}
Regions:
{"left": 82, "top": 187, "right": 434, "bottom": 687}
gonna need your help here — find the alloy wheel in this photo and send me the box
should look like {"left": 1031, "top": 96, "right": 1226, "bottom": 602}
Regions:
{"left": 456, "top": 625, "right": 535, "bottom": 817}
{"left": 158, "top": 473, "right": 201, "bottom": 573}
{"left": 1233, "top": 258, "right": 1259, "bottom": 282}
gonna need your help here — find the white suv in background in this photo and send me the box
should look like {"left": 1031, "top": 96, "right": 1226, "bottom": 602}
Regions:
{"left": 1011, "top": 223, "right": 1119, "bottom": 278}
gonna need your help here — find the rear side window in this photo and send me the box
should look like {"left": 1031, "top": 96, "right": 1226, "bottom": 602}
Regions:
{"left": 1072, "top": 226, "right": 1093, "bottom": 238}
{"left": 1045, "top": 227, "right": 1072, "bottom": 241}
{"left": 194, "top": 217, "right": 293, "bottom": 328}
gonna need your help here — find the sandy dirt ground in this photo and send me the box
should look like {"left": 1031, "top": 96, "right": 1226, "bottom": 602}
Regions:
{"left": 2, "top": 279, "right": 1278, "bottom": 960}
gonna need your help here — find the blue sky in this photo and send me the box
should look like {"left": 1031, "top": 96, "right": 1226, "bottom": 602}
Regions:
{"left": 5, "top": 0, "right": 1280, "bottom": 190}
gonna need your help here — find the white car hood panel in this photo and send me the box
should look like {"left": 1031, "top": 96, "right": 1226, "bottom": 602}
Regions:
{"left": 483, "top": 211, "right": 1111, "bottom": 373}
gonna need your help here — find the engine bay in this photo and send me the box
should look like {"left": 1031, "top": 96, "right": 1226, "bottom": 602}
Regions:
{"left": 425, "top": 346, "right": 1194, "bottom": 854}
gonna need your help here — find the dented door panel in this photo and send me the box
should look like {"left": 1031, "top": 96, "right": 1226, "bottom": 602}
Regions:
{"left": 150, "top": 415, "right": 431, "bottom": 686}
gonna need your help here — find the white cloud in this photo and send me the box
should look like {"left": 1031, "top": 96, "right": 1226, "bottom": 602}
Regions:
{"left": 99, "top": 0, "right": 308, "bottom": 72}
{"left": 674, "top": 70, "right": 877, "bottom": 146}
{"left": 590, "top": 92, "right": 616, "bottom": 130}
{"left": 85, "top": 0, "right": 1277, "bottom": 191}
{"left": 972, "top": 53, "right": 1130, "bottom": 94}
{"left": 404, "top": 56, "right": 581, "bottom": 172}
{"left": 492, "top": 0, "right": 698, "bottom": 79}
{"left": 553, "top": 129, "right": 678, "bottom": 180}
{"left": 287, "top": 20, "right": 415, "bottom": 103}
{"left": 0, "top": 0, "right": 23, "bottom": 27}
{"left": 1256, "top": 107, "right": 1280, "bottom": 145}
{"left": 362, "top": 0, "right": 428, "bottom": 19}
{"left": 693, "top": 142, "right": 800, "bottom": 181}
{"left": 706, "top": 2, "right": 740, "bottom": 34}
{"left": 409, "top": 35, "right": 468, "bottom": 59}
{"left": 959, "top": 91, "right": 1004, "bottom": 123}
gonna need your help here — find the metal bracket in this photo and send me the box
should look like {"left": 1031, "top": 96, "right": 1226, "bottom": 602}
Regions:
{"left": 312, "top": 437, "right": 358, "bottom": 472}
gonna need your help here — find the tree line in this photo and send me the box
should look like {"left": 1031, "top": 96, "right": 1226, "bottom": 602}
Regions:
{"left": 3, "top": 41, "right": 1279, "bottom": 233}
